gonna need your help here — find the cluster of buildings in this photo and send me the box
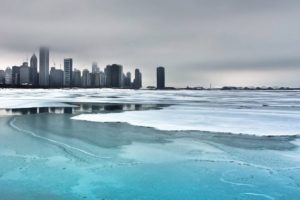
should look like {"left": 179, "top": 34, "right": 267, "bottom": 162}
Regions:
{"left": 0, "top": 47, "right": 143, "bottom": 89}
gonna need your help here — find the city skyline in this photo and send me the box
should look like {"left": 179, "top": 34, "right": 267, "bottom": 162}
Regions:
{"left": 0, "top": 47, "right": 147, "bottom": 89}
{"left": 1, "top": 1, "right": 300, "bottom": 87}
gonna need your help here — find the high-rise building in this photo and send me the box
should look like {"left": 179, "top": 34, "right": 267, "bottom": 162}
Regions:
{"left": 4, "top": 67, "right": 12, "bottom": 85}
{"left": 156, "top": 66, "right": 165, "bottom": 89}
{"left": 0, "top": 70, "right": 5, "bottom": 85}
{"left": 82, "top": 69, "right": 91, "bottom": 88}
{"left": 124, "top": 72, "right": 132, "bottom": 88}
{"left": 92, "top": 73, "right": 101, "bottom": 87}
{"left": 30, "top": 54, "right": 38, "bottom": 86}
{"left": 12, "top": 66, "right": 20, "bottom": 86}
{"left": 50, "top": 67, "right": 64, "bottom": 88}
{"left": 20, "top": 62, "right": 30, "bottom": 85}
{"left": 133, "top": 68, "right": 142, "bottom": 89}
{"left": 92, "top": 62, "right": 100, "bottom": 73}
{"left": 105, "top": 64, "right": 123, "bottom": 88}
{"left": 72, "top": 69, "right": 81, "bottom": 87}
{"left": 64, "top": 58, "right": 73, "bottom": 87}
{"left": 99, "top": 71, "right": 106, "bottom": 87}
{"left": 39, "top": 47, "right": 50, "bottom": 87}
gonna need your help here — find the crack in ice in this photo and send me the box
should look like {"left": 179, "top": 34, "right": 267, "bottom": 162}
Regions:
{"left": 9, "top": 117, "right": 100, "bottom": 158}
{"left": 242, "top": 192, "right": 275, "bottom": 200}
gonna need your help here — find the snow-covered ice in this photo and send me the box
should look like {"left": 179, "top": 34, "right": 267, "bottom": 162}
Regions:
{"left": 1, "top": 88, "right": 300, "bottom": 136}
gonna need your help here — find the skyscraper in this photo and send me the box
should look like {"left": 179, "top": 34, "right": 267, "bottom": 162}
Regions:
{"left": 73, "top": 69, "right": 82, "bottom": 87}
{"left": 156, "top": 66, "right": 165, "bottom": 89}
{"left": 105, "top": 64, "right": 123, "bottom": 88}
{"left": 124, "top": 72, "right": 132, "bottom": 88}
{"left": 64, "top": 58, "right": 73, "bottom": 87}
{"left": 99, "top": 71, "right": 106, "bottom": 87}
{"left": 30, "top": 54, "right": 38, "bottom": 86}
{"left": 4, "top": 67, "right": 12, "bottom": 85}
{"left": 50, "top": 67, "right": 64, "bottom": 88}
{"left": 20, "top": 62, "right": 30, "bottom": 85}
{"left": 12, "top": 66, "right": 20, "bottom": 86}
{"left": 82, "top": 69, "right": 91, "bottom": 88}
{"left": 39, "top": 47, "right": 49, "bottom": 87}
{"left": 92, "top": 62, "right": 100, "bottom": 73}
{"left": 0, "top": 70, "right": 5, "bottom": 85}
{"left": 133, "top": 68, "right": 142, "bottom": 89}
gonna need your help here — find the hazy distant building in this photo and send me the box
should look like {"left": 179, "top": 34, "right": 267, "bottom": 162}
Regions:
{"left": 0, "top": 70, "right": 5, "bottom": 85}
{"left": 94, "top": 73, "right": 101, "bottom": 87}
{"left": 20, "top": 62, "right": 30, "bottom": 85}
{"left": 30, "top": 54, "right": 38, "bottom": 86}
{"left": 72, "top": 69, "right": 81, "bottom": 87}
{"left": 92, "top": 62, "right": 100, "bottom": 73}
{"left": 156, "top": 66, "right": 165, "bottom": 89}
{"left": 99, "top": 71, "right": 106, "bottom": 87}
{"left": 82, "top": 69, "right": 91, "bottom": 88}
{"left": 4, "top": 67, "right": 12, "bottom": 85}
{"left": 64, "top": 58, "right": 73, "bottom": 87}
{"left": 133, "top": 68, "right": 142, "bottom": 89}
{"left": 105, "top": 64, "right": 123, "bottom": 88}
{"left": 39, "top": 47, "right": 50, "bottom": 87}
{"left": 50, "top": 67, "right": 64, "bottom": 88}
{"left": 12, "top": 66, "right": 20, "bottom": 86}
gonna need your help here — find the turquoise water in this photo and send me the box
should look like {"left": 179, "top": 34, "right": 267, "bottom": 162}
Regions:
{"left": 0, "top": 112, "right": 299, "bottom": 199}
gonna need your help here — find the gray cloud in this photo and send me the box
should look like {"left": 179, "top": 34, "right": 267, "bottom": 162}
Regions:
{"left": 0, "top": 0, "right": 300, "bottom": 87}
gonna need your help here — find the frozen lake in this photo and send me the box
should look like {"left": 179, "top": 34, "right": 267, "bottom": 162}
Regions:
{"left": 0, "top": 89, "right": 299, "bottom": 199}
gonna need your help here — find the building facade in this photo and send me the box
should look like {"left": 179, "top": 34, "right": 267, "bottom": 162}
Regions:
{"left": 156, "top": 66, "right": 165, "bottom": 89}
{"left": 39, "top": 47, "right": 50, "bottom": 87}
{"left": 64, "top": 58, "right": 73, "bottom": 87}
{"left": 30, "top": 54, "right": 38, "bottom": 86}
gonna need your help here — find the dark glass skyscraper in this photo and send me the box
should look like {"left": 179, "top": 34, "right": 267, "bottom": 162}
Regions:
{"left": 73, "top": 69, "right": 82, "bottom": 87}
{"left": 157, "top": 66, "right": 165, "bottom": 89}
{"left": 105, "top": 64, "right": 123, "bottom": 88}
{"left": 39, "top": 47, "right": 49, "bottom": 87}
{"left": 12, "top": 66, "right": 20, "bottom": 86}
{"left": 64, "top": 58, "right": 73, "bottom": 87}
{"left": 30, "top": 54, "right": 38, "bottom": 86}
{"left": 133, "top": 68, "right": 142, "bottom": 89}
{"left": 50, "top": 67, "right": 64, "bottom": 88}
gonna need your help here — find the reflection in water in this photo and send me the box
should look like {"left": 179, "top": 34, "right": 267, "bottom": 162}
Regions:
{"left": 104, "top": 104, "right": 123, "bottom": 111}
{"left": 64, "top": 107, "right": 73, "bottom": 114}
{"left": 39, "top": 107, "right": 49, "bottom": 113}
{"left": 0, "top": 103, "right": 166, "bottom": 116}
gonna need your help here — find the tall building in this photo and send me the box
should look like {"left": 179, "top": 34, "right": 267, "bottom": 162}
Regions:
{"left": 12, "top": 66, "right": 20, "bottom": 86}
{"left": 82, "top": 69, "right": 91, "bottom": 88}
{"left": 0, "top": 70, "right": 5, "bottom": 85}
{"left": 105, "top": 64, "right": 123, "bottom": 88}
{"left": 156, "top": 66, "right": 165, "bottom": 89}
{"left": 92, "top": 73, "right": 101, "bottom": 87}
{"left": 39, "top": 47, "right": 50, "bottom": 87}
{"left": 20, "top": 62, "right": 30, "bottom": 85}
{"left": 124, "top": 72, "right": 132, "bottom": 88}
{"left": 73, "top": 69, "right": 81, "bottom": 87}
{"left": 64, "top": 58, "right": 73, "bottom": 87}
{"left": 92, "top": 62, "right": 100, "bottom": 73}
{"left": 133, "top": 68, "right": 142, "bottom": 89}
{"left": 4, "top": 67, "right": 12, "bottom": 85}
{"left": 50, "top": 67, "right": 64, "bottom": 88}
{"left": 30, "top": 54, "right": 38, "bottom": 86}
{"left": 99, "top": 71, "right": 106, "bottom": 87}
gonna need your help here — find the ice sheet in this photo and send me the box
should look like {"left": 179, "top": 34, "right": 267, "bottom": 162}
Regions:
{"left": 1, "top": 89, "right": 300, "bottom": 136}
{"left": 72, "top": 104, "right": 300, "bottom": 136}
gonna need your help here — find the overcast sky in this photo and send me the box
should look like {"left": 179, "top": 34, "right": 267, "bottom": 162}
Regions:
{"left": 0, "top": 0, "right": 300, "bottom": 87}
